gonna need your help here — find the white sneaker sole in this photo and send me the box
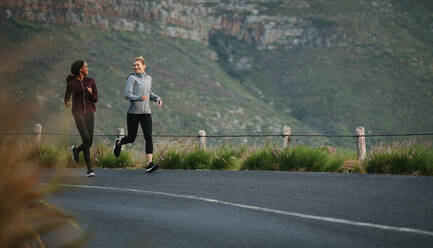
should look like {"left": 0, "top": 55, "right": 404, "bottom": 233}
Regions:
{"left": 71, "top": 145, "right": 78, "bottom": 163}
{"left": 146, "top": 165, "right": 159, "bottom": 173}
{"left": 86, "top": 172, "right": 95, "bottom": 177}
{"left": 112, "top": 140, "right": 117, "bottom": 153}
{"left": 113, "top": 138, "right": 121, "bottom": 156}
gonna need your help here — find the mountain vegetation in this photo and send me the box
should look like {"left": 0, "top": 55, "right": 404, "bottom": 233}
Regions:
{"left": 0, "top": 0, "right": 432, "bottom": 147}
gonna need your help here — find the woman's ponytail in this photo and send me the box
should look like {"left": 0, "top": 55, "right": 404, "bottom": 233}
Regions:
{"left": 66, "top": 74, "right": 75, "bottom": 82}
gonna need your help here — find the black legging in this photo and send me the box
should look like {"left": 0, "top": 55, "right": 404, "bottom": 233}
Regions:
{"left": 120, "top": 113, "right": 153, "bottom": 154}
{"left": 73, "top": 112, "right": 94, "bottom": 170}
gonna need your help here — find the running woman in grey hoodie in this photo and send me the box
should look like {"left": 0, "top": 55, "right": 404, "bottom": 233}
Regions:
{"left": 113, "top": 56, "right": 162, "bottom": 173}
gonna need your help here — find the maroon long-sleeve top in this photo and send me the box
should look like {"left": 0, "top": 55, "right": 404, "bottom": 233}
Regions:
{"left": 64, "top": 77, "right": 98, "bottom": 115}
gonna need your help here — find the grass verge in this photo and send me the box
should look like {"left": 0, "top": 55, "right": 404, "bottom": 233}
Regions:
{"left": 365, "top": 141, "right": 433, "bottom": 176}
{"left": 21, "top": 140, "right": 433, "bottom": 176}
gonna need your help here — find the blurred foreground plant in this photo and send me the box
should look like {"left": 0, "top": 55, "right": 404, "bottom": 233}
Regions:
{"left": 0, "top": 89, "right": 86, "bottom": 247}
{"left": 0, "top": 143, "right": 87, "bottom": 248}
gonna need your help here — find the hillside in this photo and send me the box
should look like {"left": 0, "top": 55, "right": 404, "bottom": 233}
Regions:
{"left": 208, "top": 0, "right": 433, "bottom": 134}
{"left": 0, "top": 16, "right": 304, "bottom": 143}
{"left": 0, "top": 0, "right": 432, "bottom": 146}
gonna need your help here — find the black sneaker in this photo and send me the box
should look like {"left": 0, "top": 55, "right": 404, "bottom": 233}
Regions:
{"left": 86, "top": 169, "right": 95, "bottom": 177}
{"left": 113, "top": 138, "right": 122, "bottom": 157}
{"left": 146, "top": 162, "right": 159, "bottom": 173}
{"left": 71, "top": 145, "right": 79, "bottom": 163}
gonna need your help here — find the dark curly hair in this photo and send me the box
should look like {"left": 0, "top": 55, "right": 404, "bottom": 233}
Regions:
{"left": 66, "top": 60, "right": 85, "bottom": 82}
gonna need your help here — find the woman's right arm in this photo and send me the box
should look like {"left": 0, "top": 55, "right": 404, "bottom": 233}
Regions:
{"left": 124, "top": 76, "right": 144, "bottom": 101}
{"left": 64, "top": 82, "right": 72, "bottom": 106}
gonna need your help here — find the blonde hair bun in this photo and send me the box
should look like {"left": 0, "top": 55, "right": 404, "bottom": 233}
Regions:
{"left": 133, "top": 56, "right": 146, "bottom": 65}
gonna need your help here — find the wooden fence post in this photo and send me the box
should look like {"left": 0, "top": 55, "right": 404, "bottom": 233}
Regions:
{"left": 117, "top": 128, "right": 125, "bottom": 138}
{"left": 282, "top": 125, "right": 291, "bottom": 148}
{"left": 34, "top": 123, "right": 42, "bottom": 145}
{"left": 356, "top": 126, "right": 366, "bottom": 162}
{"left": 198, "top": 130, "right": 206, "bottom": 150}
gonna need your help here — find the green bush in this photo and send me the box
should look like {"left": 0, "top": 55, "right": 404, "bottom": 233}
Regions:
{"left": 182, "top": 148, "right": 212, "bottom": 169}
{"left": 156, "top": 144, "right": 242, "bottom": 170}
{"left": 366, "top": 142, "right": 433, "bottom": 176}
{"left": 36, "top": 143, "right": 77, "bottom": 168}
{"left": 22, "top": 140, "right": 433, "bottom": 176}
{"left": 290, "top": 146, "right": 330, "bottom": 171}
{"left": 97, "top": 151, "right": 134, "bottom": 168}
{"left": 242, "top": 146, "right": 349, "bottom": 172}
{"left": 25, "top": 141, "right": 137, "bottom": 169}
{"left": 96, "top": 153, "right": 117, "bottom": 168}
{"left": 324, "top": 156, "right": 346, "bottom": 172}
{"left": 210, "top": 146, "right": 238, "bottom": 170}
{"left": 281, "top": 146, "right": 350, "bottom": 172}
{"left": 241, "top": 147, "right": 280, "bottom": 171}
{"left": 158, "top": 148, "right": 183, "bottom": 169}
{"left": 38, "top": 144, "right": 60, "bottom": 168}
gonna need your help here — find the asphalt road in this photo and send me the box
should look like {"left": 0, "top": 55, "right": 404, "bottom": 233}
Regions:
{"left": 45, "top": 169, "right": 433, "bottom": 248}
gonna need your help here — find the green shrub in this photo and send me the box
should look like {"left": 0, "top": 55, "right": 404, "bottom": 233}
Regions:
{"left": 22, "top": 140, "right": 433, "bottom": 176}
{"left": 324, "top": 149, "right": 355, "bottom": 172}
{"left": 323, "top": 156, "right": 344, "bottom": 172}
{"left": 25, "top": 143, "right": 86, "bottom": 168}
{"left": 211, "top": 146, "right": 238, "bottom": 170}
{"left": 242, "top": 146, "right": 349, "bottom": 172}
{"left": 279, "top": 146, "right": 331, "bottom": 171}
{"left": 366, "top": 153, "right": 390, "bottom": 173}
{"left": 366, "top": 142, "right": 433, "bottom": 176}
{"left": 158, "top": 148, "right": 183, "bottom": 169}
{"left": 182, "top": 148, "right": 212, "bottom": 169}
{"left": 231, "top": 145, "right": 248, "bottom": 158}
{"left": 96, "top": 151, "right": 134, "bottom": 168}
{"left": 241, "top": 147, "right": 280, "bottom": 171}
{"left": 38, "top": 144, "right": 77, "bottom": 168}
{"left": 118, "top": 152, "right": 135, "bottom": 168}
{"left": 97, "top": 153, "right": 117, "bottom": 168}
{"left": 38, "top": 144, "right": 60, "bottom": 168}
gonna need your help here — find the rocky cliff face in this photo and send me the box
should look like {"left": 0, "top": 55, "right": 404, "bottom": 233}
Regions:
{"left": 1, "top": 0, "right": 347, "bottom": 50}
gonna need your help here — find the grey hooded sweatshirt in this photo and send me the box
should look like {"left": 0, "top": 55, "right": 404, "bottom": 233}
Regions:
{"left": 125, "top": 72, "right": 161, "bottom": 114}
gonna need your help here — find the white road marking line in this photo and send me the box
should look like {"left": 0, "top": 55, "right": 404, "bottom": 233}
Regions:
{"left": 58, "top": 183, "right": 433, "bottom": 237}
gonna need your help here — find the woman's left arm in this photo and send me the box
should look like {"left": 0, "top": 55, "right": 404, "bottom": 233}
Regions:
{"left": 150, "top": 92, "right": 162, "bottom": 108}
{"left": 149, "top": 92, "right": 160, "bottom": 102}
{"left": 89, "top": 80, "right": 98, "bottom": 103}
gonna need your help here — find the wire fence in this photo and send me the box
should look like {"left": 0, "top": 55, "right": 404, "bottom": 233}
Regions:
{"left": 2, "top": 130, "right": 433, "bottom": 150}
{"left": 1, "top": 132, "right": 433, "bottom": 138}
{"left": 2, "top": 127, "right": 433, "bottom": 162}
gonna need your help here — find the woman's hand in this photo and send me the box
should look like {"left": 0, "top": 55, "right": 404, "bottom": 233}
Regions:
{"left": 142, "top": 95, "right": 148, "bottom": 101}
{"left": 65, "top": 101, "right": 72, "bottom": 108}
{"left": 86, "top": 87, "right": 93, "bottom": 94}
{"left": 157, "top": 99, "right": 163, "bottom": 108}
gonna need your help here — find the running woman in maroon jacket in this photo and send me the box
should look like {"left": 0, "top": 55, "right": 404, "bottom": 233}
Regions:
{"left": 64, "top": 60, "right": 98, "bottom": 177}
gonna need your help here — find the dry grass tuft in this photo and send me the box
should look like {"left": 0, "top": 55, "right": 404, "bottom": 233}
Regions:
{"left": 0, "top": 88, "right": 86, "bottom": 247}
